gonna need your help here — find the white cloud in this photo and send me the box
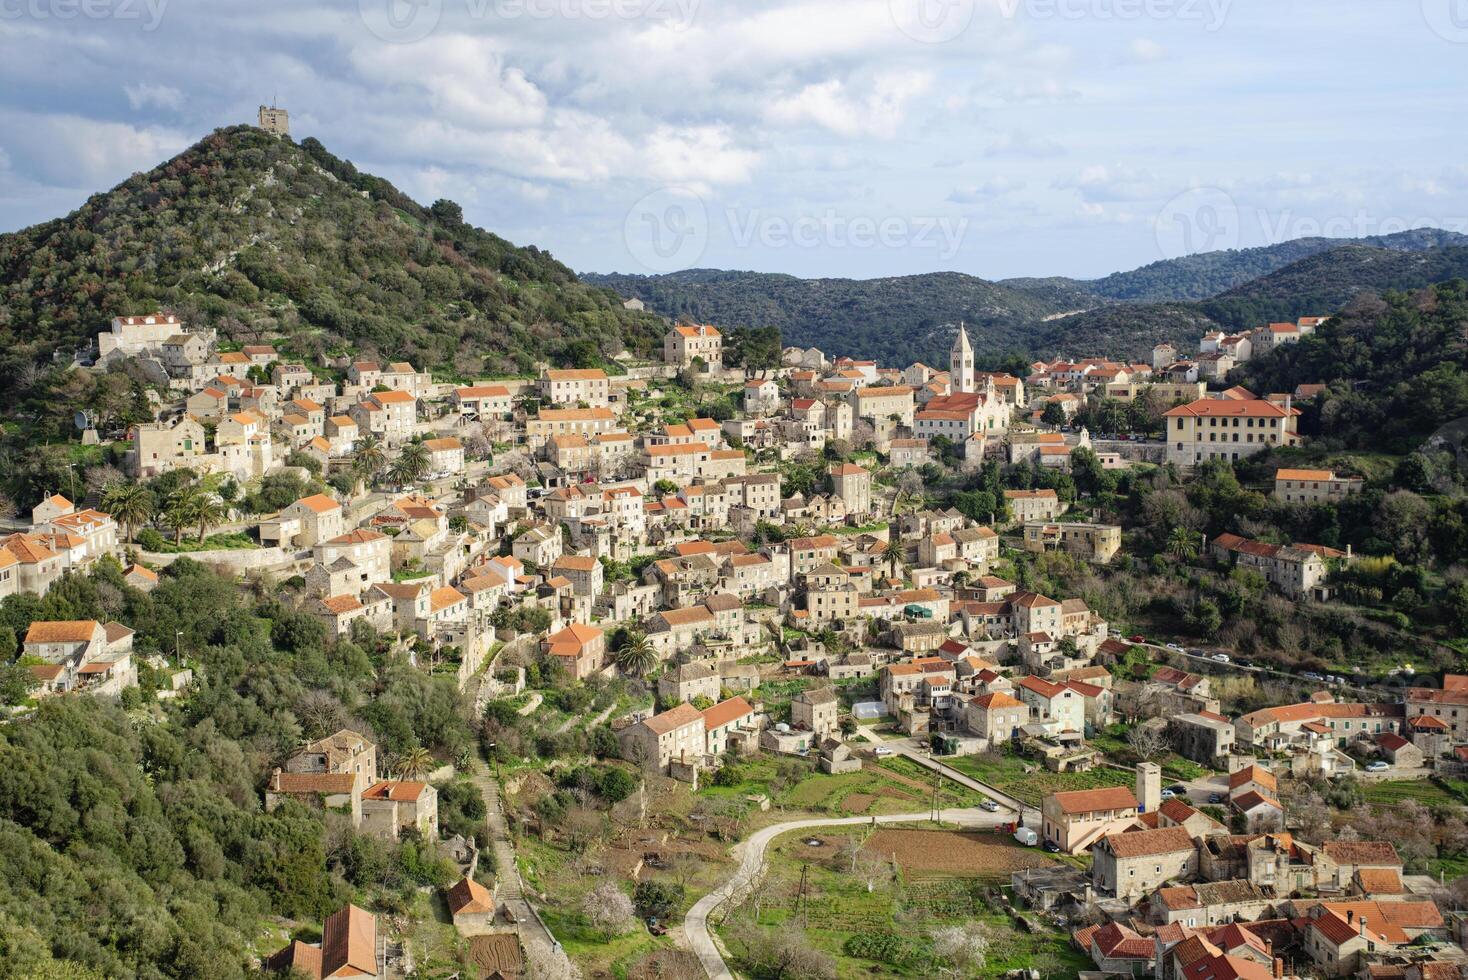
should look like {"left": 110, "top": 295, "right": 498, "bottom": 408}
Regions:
{"left": 948, "top": 177, "right": 1024, "bottom": 203}
{"left": 0, "top": 112, "right": 190, "bottom": 188}
{"left": 1129, "top": 39, "right": 1166, "bottom": 63}
{"left": 984, "top": 130, "right": 1064, "bottom": 158}
{"left": 124, "top": 83, "right": 184, "bottom": 111}
{"left": 767, "top": 71, "right": 932, "bottom": 138}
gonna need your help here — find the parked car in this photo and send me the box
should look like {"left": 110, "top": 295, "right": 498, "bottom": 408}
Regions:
{"left": 980, "top": 800, "right": 1000, "bottom": 812}
{"left": 1208, "top": 793, "right": 1225, "bottom": 804}
{"left": 1167, "top": 784, "right": 1187, "bottom": 795}
{"left": 873, "top": 746, "right": 893, "bottom": 757}
{"left": 1129, "top": 634, "right": 1146, "bottom": 643}
{"left": 1042, "top": 840, "right": 1062, "bottom": 853}
{"left": 1166, "top": 642, "right": 1183, "bottom": 652}
{"left": 1160, "top": 789, "right": 1176, "bottom": 800}
{"left": 1235, "top": 658, "right": 1254, "bottom": 668}
{"left": 1302, "top": 671, "right": 1325, "bottom": 682}
{"left": 1014, "top": 826, "right": 1039, "bottom": 846}
{"left": 1365, "top": 761, "right": 1390, "bottom": 773}
{"left": 1211, "top": 653, "right": 1231, "bottom": 663}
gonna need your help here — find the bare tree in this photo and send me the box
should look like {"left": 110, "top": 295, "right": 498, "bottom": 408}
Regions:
{"left": 582, "top": 881, "right": 637, "bottom": 938}
{"left": 1127, "top": 722, "right": 1170, "bottom": 761}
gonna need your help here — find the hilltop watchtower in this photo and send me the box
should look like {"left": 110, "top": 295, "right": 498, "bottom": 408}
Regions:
{"left": 258, "top": 104, "right": 289, "bottom": 137}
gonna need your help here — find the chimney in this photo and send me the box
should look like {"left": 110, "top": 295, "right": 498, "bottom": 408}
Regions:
{"left": 1273, "top": 958, "right": 1284, "bottom": 979}
{"left": 1346, "top": 910, "right": 1353, "bottom": 924}
{"left": 1359, "top": 916, "right": 1367, "bottom": 939}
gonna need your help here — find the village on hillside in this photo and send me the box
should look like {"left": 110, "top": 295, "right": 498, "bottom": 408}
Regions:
{"left": 3, "top": 302, "right": 1467, "bottom": 980}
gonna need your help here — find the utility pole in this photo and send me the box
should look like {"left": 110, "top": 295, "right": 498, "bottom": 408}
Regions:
{"left": 797, "top": 863, "right": 810, "bottom": 930}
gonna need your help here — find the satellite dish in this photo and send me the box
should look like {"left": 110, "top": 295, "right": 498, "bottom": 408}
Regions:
{"left": 74, "top": 410, "right": 91, "bottom": 431}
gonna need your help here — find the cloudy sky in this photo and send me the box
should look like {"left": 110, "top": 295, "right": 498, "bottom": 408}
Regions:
{"left": 2, "top": 0, "right": 1466, "bottom": 280}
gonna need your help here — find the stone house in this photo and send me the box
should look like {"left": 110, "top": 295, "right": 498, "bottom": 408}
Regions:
{"left": 1092, "top": 826, "right": 1197, "bottom": 902}
{"left": 792, "top": 686, "right": 839, "bottom": 737}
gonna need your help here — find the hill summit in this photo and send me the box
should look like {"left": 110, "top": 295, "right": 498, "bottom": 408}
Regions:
{"left": 0, "top": 126, "right": 660, "bottom": 388}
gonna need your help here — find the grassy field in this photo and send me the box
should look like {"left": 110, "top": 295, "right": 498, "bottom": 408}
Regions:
{"left": 1361, "top": 777, "right": 1468, "bottom": 808}
{"left": 715, "top": 824, "right": 1090, "bottom": 978}
{"left": 697, "top": 754, "right": 988, "bottom": 826}
{"left": 945, "top": 751, "right": 1128, "bottom": 805}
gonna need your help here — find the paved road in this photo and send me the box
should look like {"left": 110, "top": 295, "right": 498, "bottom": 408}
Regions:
{"left": 683, "top": 808, "right": 1008, "bottom": 980}
{"left": 467, "top": 757, "right": 579, "bottom": 979}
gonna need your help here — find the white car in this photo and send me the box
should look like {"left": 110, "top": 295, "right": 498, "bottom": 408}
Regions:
{"left": 873, "top": 746, "right": 894, "bottom": 757}
{"left": 1160, "top": 788, "right": 1176, "bottom": 800}
{"left": 980, "top": 800, "right": 1000, "bottom": 812}
{"left": 1365, "top": 761, "right": 1390, "bottom": 773}
{"left": 1211, "top": 653, "right": 1231, "bottom": 664}
{"left": 1166, "top": 643, "right": 1183, "bottom": 652}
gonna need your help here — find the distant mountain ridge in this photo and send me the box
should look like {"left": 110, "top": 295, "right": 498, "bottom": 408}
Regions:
{"left": 586, "top": 230, "right": 1468, "bottom": 364}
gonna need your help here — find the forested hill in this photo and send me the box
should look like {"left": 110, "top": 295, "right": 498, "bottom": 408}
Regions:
{"left": 1076, "top": 228, "right": 1468, "bottom": 303}
{"left": 0, "top": 126, "right": 663, "bottom": 388}
{"left": 586, "top": 232, "right": 1468, "bottom": 365}
{"left": 1197, "top": 244, "right": 1468, "bottom": 332}
{"left": 1233, "top": 279, "right": 1468, "bottom": 453}
{"left": 582, "top": 268, "right": 1102, "bottom": 366}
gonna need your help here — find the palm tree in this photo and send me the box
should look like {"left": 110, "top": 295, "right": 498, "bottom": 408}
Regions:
{"left": 164, "top": 483, "right": 204, "bottom": 546}
{"left": 192, "top": 492, "right": 227, "bottom": 543}
{"left": 396, "top": 746, "right": 434, "bottom": 781}
{"left": 101, "top": 481, "right": 154, "bottom": 543}
{"left": 611, "top": 632, "right": 657, "bottom": 677}
{"left": 390, "top": 441, "right": 430, "bottom": 488}
{"left": 353, "top": 436, "right": 387, "bottom": 488}
{"left": 1166, "top": 526, "right": 1200, "bottom": 561}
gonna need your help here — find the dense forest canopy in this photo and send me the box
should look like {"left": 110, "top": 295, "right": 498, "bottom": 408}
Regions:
{"left": 587, "top": 232, "right": 1468, "bottom": 365}
{"left": 0, "top": 126, "right": 664, "bottom": 401}
{"left": 0, "top": 558, "right": 475, "bottom": 978}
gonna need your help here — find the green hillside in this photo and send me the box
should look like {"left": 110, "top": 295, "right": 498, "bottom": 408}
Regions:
{"left": 0, "top": 126, "right": 662, "bottom": 400}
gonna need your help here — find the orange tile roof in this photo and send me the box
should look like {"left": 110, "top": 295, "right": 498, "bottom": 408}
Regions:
{"left": 644, "top": 701, "right": 705, "bottom": 734}
{"left": 1051, "top": 785, "right": 1138, "bottom": 814}
{"left": 545, "top": 368, "right": 608, "bottom": 381}
{"left": 447, "top": 876, "right": 495, "bottom": 916}
{"left": 321, "top": 904, "right": 378, "bottom": 979}
{"left": 295, "top": 493, "right": 341, "bottom": 514}
{"left": 372, "top": 389, "right": 415, "bottom": 404}
{"left": 701, "top": 696, "right": 754, "bottom": 730}
{"left": 24, "top": 620, "right": 99, "bottom": 644}
{"left": 429, "top": 587, "right": 466, "bottom": 613}
{"left": 363, "top": 780, "right": 430, "bottom": 801}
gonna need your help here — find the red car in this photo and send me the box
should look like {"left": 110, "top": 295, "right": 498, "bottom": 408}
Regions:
{"left": 1129, "top": 634, "right": 1146, "bottom": 644}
